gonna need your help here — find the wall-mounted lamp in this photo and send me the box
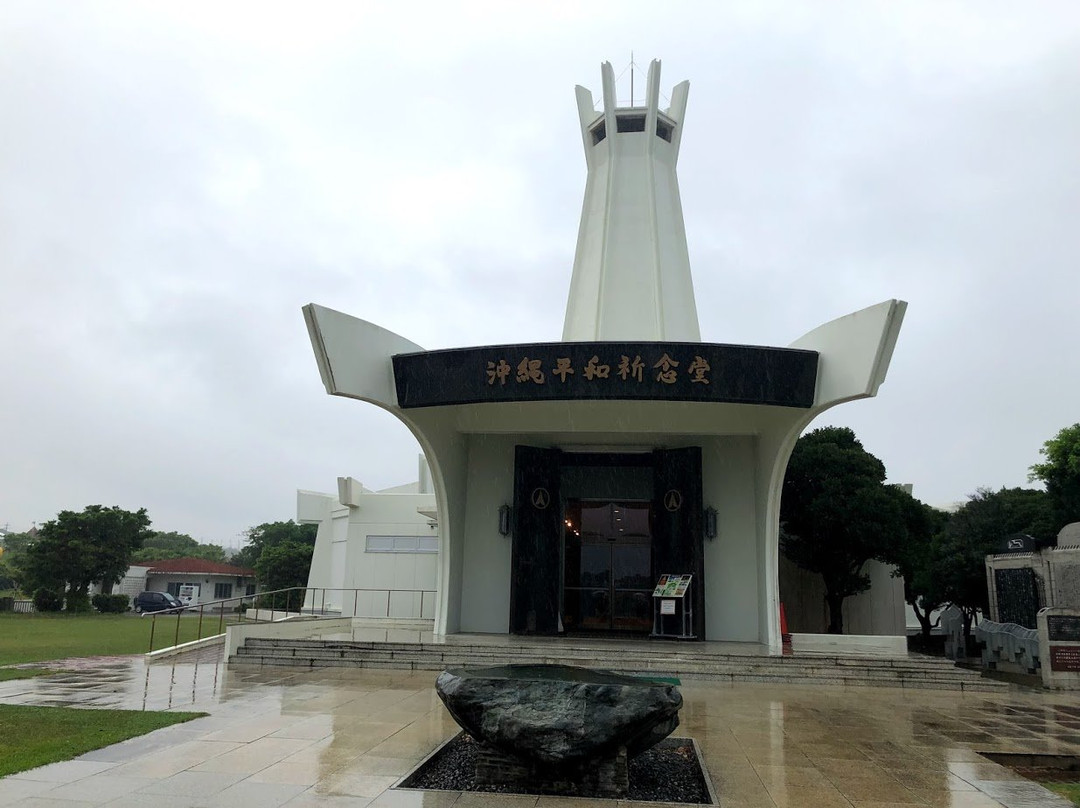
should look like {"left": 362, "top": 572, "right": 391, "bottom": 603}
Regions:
{"left": 498, "top": 504, "right": 512, "bottom": 537}
{"left": 704, "top": 506, "right": 718, "bottom": 540}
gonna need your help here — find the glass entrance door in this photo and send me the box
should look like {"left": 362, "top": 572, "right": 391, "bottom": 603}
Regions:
{"left": 562, "top": 500, "right": 653, "bottom": 633}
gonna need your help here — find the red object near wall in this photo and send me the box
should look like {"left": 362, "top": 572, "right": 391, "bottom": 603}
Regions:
{"left": 780, "top": 602, "right": 793, "bottom": 656}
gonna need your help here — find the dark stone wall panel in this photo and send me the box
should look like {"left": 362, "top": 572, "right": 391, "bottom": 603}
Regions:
{"left": 393, "top": 341, "right": 817, "bottom": 409}
{"left": 511, "top": 446, "right": 562, "bottom": 635}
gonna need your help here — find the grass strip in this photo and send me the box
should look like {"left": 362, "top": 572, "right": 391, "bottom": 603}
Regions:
{"left": 0, "top": 704, "right": 205, "bottom": 777}
{"left": 0, "top": 613, "right": 236, "bottom": 665}
{"left": 0, "top": 668, "right": 63, "bottom": 682}
{"left": 1047, "top": 783, "right": 1080, "bottom": 806}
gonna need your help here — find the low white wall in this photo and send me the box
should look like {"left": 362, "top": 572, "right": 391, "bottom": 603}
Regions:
{"left": 844, "top": 561, "right": 906, "bottom": 635}
{"left": 225, "top": 616, "right": 437, "bottom": 658}
{"left": 225, "top": 616, "right": 353, "bottom": 658}
{"left": 790, "top": 632, "right": 908, "bottom": 657}
{"left": 780, "top": 557, "right": 906, "bottom": 636}
{"left": 145, "top": 633, "right": 224, "bottom": 660}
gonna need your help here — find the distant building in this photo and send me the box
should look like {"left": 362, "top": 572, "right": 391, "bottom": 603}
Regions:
{"left": 104, "top": 558, "right": 257, "bottom": 606}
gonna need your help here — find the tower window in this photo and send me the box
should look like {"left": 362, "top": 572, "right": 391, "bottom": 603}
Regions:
{"left": 656, "top": 120, "right": 673, "bottom": 142}
{"left": 591, "top": 121, "right": 606, "bottom": 145}
{"left": 615, "top": 114, "right": 646, "bottom": 133}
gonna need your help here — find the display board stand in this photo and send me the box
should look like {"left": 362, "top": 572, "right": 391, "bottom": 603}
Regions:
{"left": 651, "top": 574, "right": 695, "bottom": 639}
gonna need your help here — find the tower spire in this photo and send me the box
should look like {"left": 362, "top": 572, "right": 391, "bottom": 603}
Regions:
{"left": 563, "top": 59, "right": 700, "bottom": 342}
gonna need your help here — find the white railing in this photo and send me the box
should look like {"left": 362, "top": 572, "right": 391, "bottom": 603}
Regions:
{"left": 147, "top": 586, "right": 436, "bottom": 653}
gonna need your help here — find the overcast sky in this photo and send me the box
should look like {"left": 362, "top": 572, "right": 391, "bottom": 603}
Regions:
{"left": 2, "top": 2, "right": 1077, "bottom": 547}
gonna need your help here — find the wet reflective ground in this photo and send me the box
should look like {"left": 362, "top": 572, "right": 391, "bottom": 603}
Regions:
{"left": 1, "top": 650, "right": 1079, "bottom": 807}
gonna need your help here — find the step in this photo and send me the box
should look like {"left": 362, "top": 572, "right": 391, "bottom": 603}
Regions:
{"left": 233, "top": 656, "right": 976, "bottom": 684}
{"left": 229, "top": 637, "right": 1006, "bottom": 691}
{"left": 240, "top": 637, "right": 960, "bottom": 669}
{"left": 236, "top": 637, "right": 956, "bottom": 665}
{"left": 234, "top": 648, "right": 957, "bottom": 678}
{"left": 234, "top": 644, "right": 975, "bottom": 679}
{"left": 229, "top": 654, "right": 1003, "bottom": 692}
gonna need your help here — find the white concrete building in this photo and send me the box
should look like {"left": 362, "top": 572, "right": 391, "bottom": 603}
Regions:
{"left": 302, "top": 60, "right": 906, "bottom": 651}
{"left": 301, "top": 457, "right": 438, "bottom": 619}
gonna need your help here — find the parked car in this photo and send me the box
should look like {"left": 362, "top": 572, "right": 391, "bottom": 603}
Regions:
{"left": 132, "top": 591, "right": 185, "bottom": 614}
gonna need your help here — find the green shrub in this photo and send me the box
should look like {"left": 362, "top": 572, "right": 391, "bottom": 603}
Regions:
{"left": 32, "top": 588, "right": 63, "bottom": 612}
{"left": 64, "top": 591, "right": 91, "bottom": 613}
{"left": 91, "top": 594, "right": 129, "bottom": 614}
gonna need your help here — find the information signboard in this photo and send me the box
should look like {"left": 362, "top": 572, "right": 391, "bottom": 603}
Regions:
{"left": 651, "top": 574, "right": 695, "bottom": 639}
{"left": 1050, "top": 646, "right": 1080, "bottom": 673}
{"left": 1047, "top": 616, "right": 1080, "bottom": 643}
{"left": 653, "top": 574, "right": 692, "bottom": 598}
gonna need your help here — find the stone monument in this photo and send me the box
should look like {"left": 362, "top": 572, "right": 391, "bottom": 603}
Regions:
{"left": 436, "top": 664, "right": 683, "bottom": 798}
{"left": 1038, "top": 607, "right": 1080, "bottom": 690}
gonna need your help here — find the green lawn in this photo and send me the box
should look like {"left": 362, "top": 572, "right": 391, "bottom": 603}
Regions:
{"left": 0, "top": 667, "right": 61, "bottom": 682}
{"left": 0, "top": 612, "right": 236, "bottom": 666}
{"left": 1047, "top": 783, "right": 1080, "bottom": 806}
{"left": 0, "top": 704, "right": 205, "bottom": 777}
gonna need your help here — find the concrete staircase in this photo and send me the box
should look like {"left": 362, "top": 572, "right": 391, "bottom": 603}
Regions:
{"left": 229, "top": 637, "right": 1007, "bottom": 692}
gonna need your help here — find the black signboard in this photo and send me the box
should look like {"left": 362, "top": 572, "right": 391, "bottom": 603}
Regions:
{"left": 994, "top": 568, "right": 1041, "bottom": 629}
{"left": 392, "top": 341, "right": 818, "bottom": 409}
{"left": 1048, "top": 616, "right": 1080, "bottom": 642}
{"left": 998, "top": 534, "right": 1036, "bottom": 553}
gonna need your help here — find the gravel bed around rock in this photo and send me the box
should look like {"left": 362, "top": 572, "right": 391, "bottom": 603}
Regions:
{"left": 400, "top": 732, "right": 712, "bottom": 804}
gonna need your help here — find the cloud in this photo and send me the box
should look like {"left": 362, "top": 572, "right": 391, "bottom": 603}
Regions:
{"left": 1, "top": 1, "right": 1078, "bottom": 541}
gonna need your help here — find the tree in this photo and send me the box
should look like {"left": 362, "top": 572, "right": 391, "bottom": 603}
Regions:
{"left": 923, "top": 487, "right": 1055, "bottom": 638}
{"left": 130, "top": 531, "right": 226, "bottom": 563}
{"left": 1029, "top": 422, "right": 1080, "bottom": 532}
{"left": 254, "top": 541, "right": 314, "bottom": 611}
{"left": 0, "top": 531, "right": 35, "bottom": 594}
{"left": 877, "top": 488, "right": 950, "bottom": 640}
{"left": 780, "top": 426, "right": 908, "bottom": 634}
{"left": 1, "top": 530, "right": 34, "bottom": 557}
{"left": 233, "top": 521, "right": 316, "bottom": 569}
{"left": 22, "top": 506, "right": 152, "bottom": 608}
{"left": 0, "top": 558, "right": 17, "bottom": 592}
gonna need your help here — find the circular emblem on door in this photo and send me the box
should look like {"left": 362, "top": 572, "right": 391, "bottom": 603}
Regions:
{"left": 531, "top": 487, "right": 551, "bottom": 510}
{"left": 664, "top": 489, "right": 683, "bottom": 512}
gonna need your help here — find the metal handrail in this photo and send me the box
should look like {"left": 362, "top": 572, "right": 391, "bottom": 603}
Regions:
{"left": 146, "top": 586, "right": 436, "bottom": 653}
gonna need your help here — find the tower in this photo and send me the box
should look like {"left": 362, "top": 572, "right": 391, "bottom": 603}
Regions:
{"left": 303, "top": 56, "right": 906, "bottom": 650}
{"left": 563, "top": 59, "right": 700, "bottom": 342}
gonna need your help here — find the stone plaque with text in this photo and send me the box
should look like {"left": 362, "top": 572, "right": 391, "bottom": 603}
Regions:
{"left": 1050, "top": 646, "right": 1080, "bottom": 673}
{"left": 1048, "top": 616, "right": 1080, "bottom": 642}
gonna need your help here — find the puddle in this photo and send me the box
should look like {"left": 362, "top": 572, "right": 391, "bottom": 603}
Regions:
{"left": 980, "top": 751, "right": 1080, "bottom": 783}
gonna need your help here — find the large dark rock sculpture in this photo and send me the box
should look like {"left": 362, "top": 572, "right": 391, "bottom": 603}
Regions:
{"left": 435, "top": 664, "right": 682, "bottom": 767}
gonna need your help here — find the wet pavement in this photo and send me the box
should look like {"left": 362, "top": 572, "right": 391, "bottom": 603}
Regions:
{"left": 2, "top": 650, "right": 1080, "bottom": 807}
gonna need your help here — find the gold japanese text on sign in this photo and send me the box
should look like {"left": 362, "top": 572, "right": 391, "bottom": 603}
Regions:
{"left": 487, "top": 354, "right": 712, "bottom": 386}
{"left": 393, "top": 341, "right": 819, "bottom": 410}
